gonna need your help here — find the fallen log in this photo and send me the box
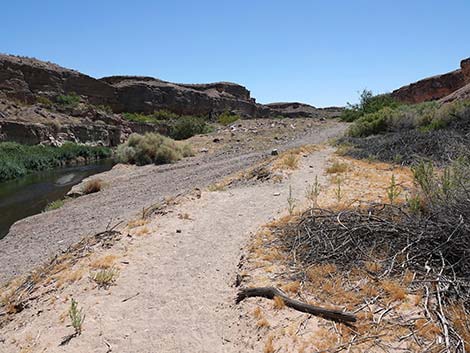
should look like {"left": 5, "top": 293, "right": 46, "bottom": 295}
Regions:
{"left": 236, "top": 287, "right": 357, "bottom": 324}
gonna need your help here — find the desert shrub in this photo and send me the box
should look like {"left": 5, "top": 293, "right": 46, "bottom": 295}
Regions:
{"left": 45, "top": 199, "right": 65, "bottom": 211}
{"left": 217, "top": 111, "right": 240, "bottom": 125}
{"left": 36, "top": 96, "right": 53, "bottom": 107}
{"left": 95, "top": 105, "right": 113, "bottom": 114}
{"left": 115, "top": 132, "right": 191, "bottom": 166}
{"left": 0, "top": 142, "right": 111, "bottom": 182}
{"left": 347, "top": 100, "right": 470, "bottom": 138}
{"left": 82, "top": 179, "right": 103, "bottom": 194}
{"left": 340, "top": 89, "right": 399, "bottom": 122}
{"left": 56, "top": 93, "right": 80, "bottom": 107}
{"left": 169, "top": 116, "right": 212, "bottom": 140}
{"left": 122, "top": 111, "right": 212, "bottom": 140}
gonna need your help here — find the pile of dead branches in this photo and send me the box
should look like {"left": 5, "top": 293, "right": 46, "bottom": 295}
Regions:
{"left": 281, "top": 204, "right": 470, "bottom": 303}
{"left": 341, "top": 123, "right": 470, "bottom": 165}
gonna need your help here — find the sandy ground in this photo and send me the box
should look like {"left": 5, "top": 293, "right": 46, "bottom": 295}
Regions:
{"left": 0, "top": 119, "right": 347, "bottom": 285}
{"left": 0, "top": 145, "right": 335, "bottom": 352}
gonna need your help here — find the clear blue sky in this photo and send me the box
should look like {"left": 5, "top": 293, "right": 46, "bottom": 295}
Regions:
{"left": 1, "top": 0, "right": 469, "bottom": 107}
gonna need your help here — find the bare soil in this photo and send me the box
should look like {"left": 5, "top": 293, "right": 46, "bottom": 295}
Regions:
{"left": 0, "top": 119, "right": 346, "bottom": 285}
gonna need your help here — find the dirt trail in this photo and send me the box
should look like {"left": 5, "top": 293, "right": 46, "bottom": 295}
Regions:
{"left": 0, "top": 121, "right": 346, "bottom": 285}
{"left": 0, "top": 146, "right": 336, "bottom": 352}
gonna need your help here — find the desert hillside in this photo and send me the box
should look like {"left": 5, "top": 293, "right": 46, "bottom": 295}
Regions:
{"left": 0, "top": 54, "right": 469, "bottom": 353}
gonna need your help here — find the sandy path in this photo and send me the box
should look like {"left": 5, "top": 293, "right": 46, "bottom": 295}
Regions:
{"left": 1, "top": 147, "right": 334, "bottom": 353}
{"left": 0, "top": 122, "right": 346, "bottom": 284}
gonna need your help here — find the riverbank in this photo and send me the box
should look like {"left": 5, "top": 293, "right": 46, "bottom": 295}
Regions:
{"left": 0, "top": 160, "right": 114, "bottom": 238}
{"left": 0, "top": 142, "right": 111, "bottom": 182}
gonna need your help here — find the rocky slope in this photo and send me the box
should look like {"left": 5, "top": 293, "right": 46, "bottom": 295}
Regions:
{"left": 391, "top": 58, "right": 470, "bottom": 104}
{"left": 0, "top": 54, "right": 340, "bottom": 146}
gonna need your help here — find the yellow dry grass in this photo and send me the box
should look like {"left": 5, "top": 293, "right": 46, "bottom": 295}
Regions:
{"left": 89, "top": 254, "right": 118, "bottom": 269}
{"left": 273, "top": 296, "right": 286, "bottom": 310}
{"left": 272, "top": 145, "right": 318, "bottom": 171}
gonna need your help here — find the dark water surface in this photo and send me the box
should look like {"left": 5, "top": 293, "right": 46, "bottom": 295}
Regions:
{"left": 0, "top": 160, "right": 114, "bottom": 239}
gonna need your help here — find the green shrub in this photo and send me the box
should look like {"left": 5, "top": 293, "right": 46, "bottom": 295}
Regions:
{"left": 116, "top": 133, "right": 192, "bottom": 166}
{"left": 36, "top": 96, "right": 53, "bottom": 107}
{"left": 45, "top": 199, "right": 65, "bottom": 211}
{"left": 169, "top": 116, "right": 212, "bottom": 140}
{"left": 0, "top": 142, "right": 111, "bottom": 182}
{"left": 348, "top": 107, "right": 391, "bottom": 137}
{"left": 217, "top": 111, "right": 240, "bottom": 125}
{"left": 122, "top": 111, "right": 213, "bottom": 140}
{"left": 57, "top": 93, "right": 80, "bottom": 107}
{"left": 341, "top": 89, "right": 399, "bottom": 122}
{"left": 347, "top": 99, "right": 470, "bottom": 137}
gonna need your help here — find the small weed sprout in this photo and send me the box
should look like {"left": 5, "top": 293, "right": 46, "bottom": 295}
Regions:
{"left": 287, "top": 186, "right": 297, "bottom": 215}
{"left": 305, "top": 175, "right": 321, "bottom": 207}
{"left": 386, "top": 174, "right": 401, "bottom": 204}
{"left": 335, "top": 177, "right": 342, "bottom": 203}
{"left": 68, "top": 299, "right": 85, "bottom": 335}
{"left": 90, "top": 267, "right": 119, "bottom": 288}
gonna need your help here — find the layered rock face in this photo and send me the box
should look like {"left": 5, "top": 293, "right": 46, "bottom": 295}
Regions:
{"left": 391, "top": 58, "right": 470, "bottom": 104}
{"left": 99, "top": 76, "right": 272, "bottom": 117}
{"left": 0, "top": 54, "right": 116, "bottom": 106}
{"left": 0, "top": 54, "right": 340, "bottom": 146}
{"left": 265, "top": 102, "right": 343, "bottom": 119}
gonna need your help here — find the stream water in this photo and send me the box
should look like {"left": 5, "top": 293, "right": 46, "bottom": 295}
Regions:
{"left": 0, "top": 160, "right": 114, "bottom": 239}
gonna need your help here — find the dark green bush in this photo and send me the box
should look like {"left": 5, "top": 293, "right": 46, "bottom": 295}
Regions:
{"left": 122, "top": 111, "right": 213, "bottom": 140}
{"left": 57, "top": 93, "right": 80, "bottom": 107}
{"left": 169, "top": 116, "right": 212, "bottom": 140}
{"left": 217, "top": 111, "right": 240, "bottom": 125}
{"left": 0, "top": 142, "right": 111, "bottom": 182}
{"left": 347, "top": 99, "right": 470, "bottom": 137}
{"left": 341, "top": 89, "right": 399, "bottom": 122}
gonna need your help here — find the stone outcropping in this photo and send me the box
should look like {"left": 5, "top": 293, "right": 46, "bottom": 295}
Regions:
{"left": 0, "top": 54, "right": 337, "bottom": 120}
{"left": 391, "top": 58, "right": 470, "bottom": 104}
{"left": 0, "top": 54, "right": 341, "bottom": 146}
{"left": 265, "top": 102, "right": 342, "bottom": 119}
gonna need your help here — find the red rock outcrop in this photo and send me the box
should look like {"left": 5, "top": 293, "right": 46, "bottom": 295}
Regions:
{"left": 461, "top": 58, "right": 470, "bottom": 83}
{"left": 391, "top": 58, "right": 470, "bottom": 104}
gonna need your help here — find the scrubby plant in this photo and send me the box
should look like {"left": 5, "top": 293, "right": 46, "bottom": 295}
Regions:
{"left": 115, "top": 133, "right": 192, "bottom": 166}
{"left": 341, "top": 89, "right": 399, "bottom": 122}
{"left": 326, "top": 161, "right": 348, "bottom": 174}
{"left": 217, "top": 111, "right": 240, "bottom": 125}
{"left": 287, "top": 186, "right": 297, "bottom": 215}
{"left": 305, "top": 175, "right": 321, "bottom": 207}
{"left": 57, "top": 93, "right": 80, "bottom": 107}
{"left": 90, "top": 267, "right": 119, "bottom": 288}
{"left": 36, "top": 95, "right": 53, "bottom": 107}
{"left": 68, "top": 299, "right": 85, "bottom": 335}
{"left": 82, "top": 179, "right": 103, "bottom": 194}
{"left": 386, "top": 174, "right": 401, "bottom": 204}
{"left": 45, "top": 199, "right": 65, "bottom": 211}
{"left": 169, "top": 115, "right": 213, "bottom": 140}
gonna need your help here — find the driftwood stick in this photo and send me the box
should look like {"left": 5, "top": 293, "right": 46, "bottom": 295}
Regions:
{"left": 236, "top": 287, "right": 357, "bottom": 324}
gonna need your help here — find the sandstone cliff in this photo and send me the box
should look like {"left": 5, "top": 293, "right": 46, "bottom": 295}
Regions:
{"left": 391, "top": 58, "right": 470, "bottom": 104}
{"left": 0, "top": 54, "right": 338, "bottom": 146}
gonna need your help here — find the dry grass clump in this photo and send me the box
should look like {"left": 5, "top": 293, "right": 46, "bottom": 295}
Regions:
{"left": 127, "top": 218, "right": 148, "bottom": 229}
{"left": 380, "top": 279, "right": 407, "bottom": 303}
{"left": 264, "top": 335, "right": 275, "bottom": 353}
{"left": 273, "top": 295, "right": 285, "bottom": 309}
{"left": 90, "top": 267, "right": 119, "bottom": 288}
{"left": 82, "top": 178, "right": 103, "bottom": 194}
{"left": 272, "top": 145, "right": 317, "bottom": 171}
{"left": 116, "top": 132, "right": 192, "bottom": 166}
{"left": 89, "top": 254, "right": 118, "bottom": 269}
{"left": 326, "top": 161, "right": 348, "bottom": 174}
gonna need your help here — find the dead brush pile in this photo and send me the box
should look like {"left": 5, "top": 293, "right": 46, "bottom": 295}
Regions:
{"left": 274, "top": 159, "right": 470, "bottom": 351}
{"left": 341, "top": 108, "right": 470, "bottom": 165}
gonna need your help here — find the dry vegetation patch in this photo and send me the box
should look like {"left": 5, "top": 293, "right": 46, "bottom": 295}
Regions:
{"left": 239, "top": 152, "right": 470, "bottom": 352}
